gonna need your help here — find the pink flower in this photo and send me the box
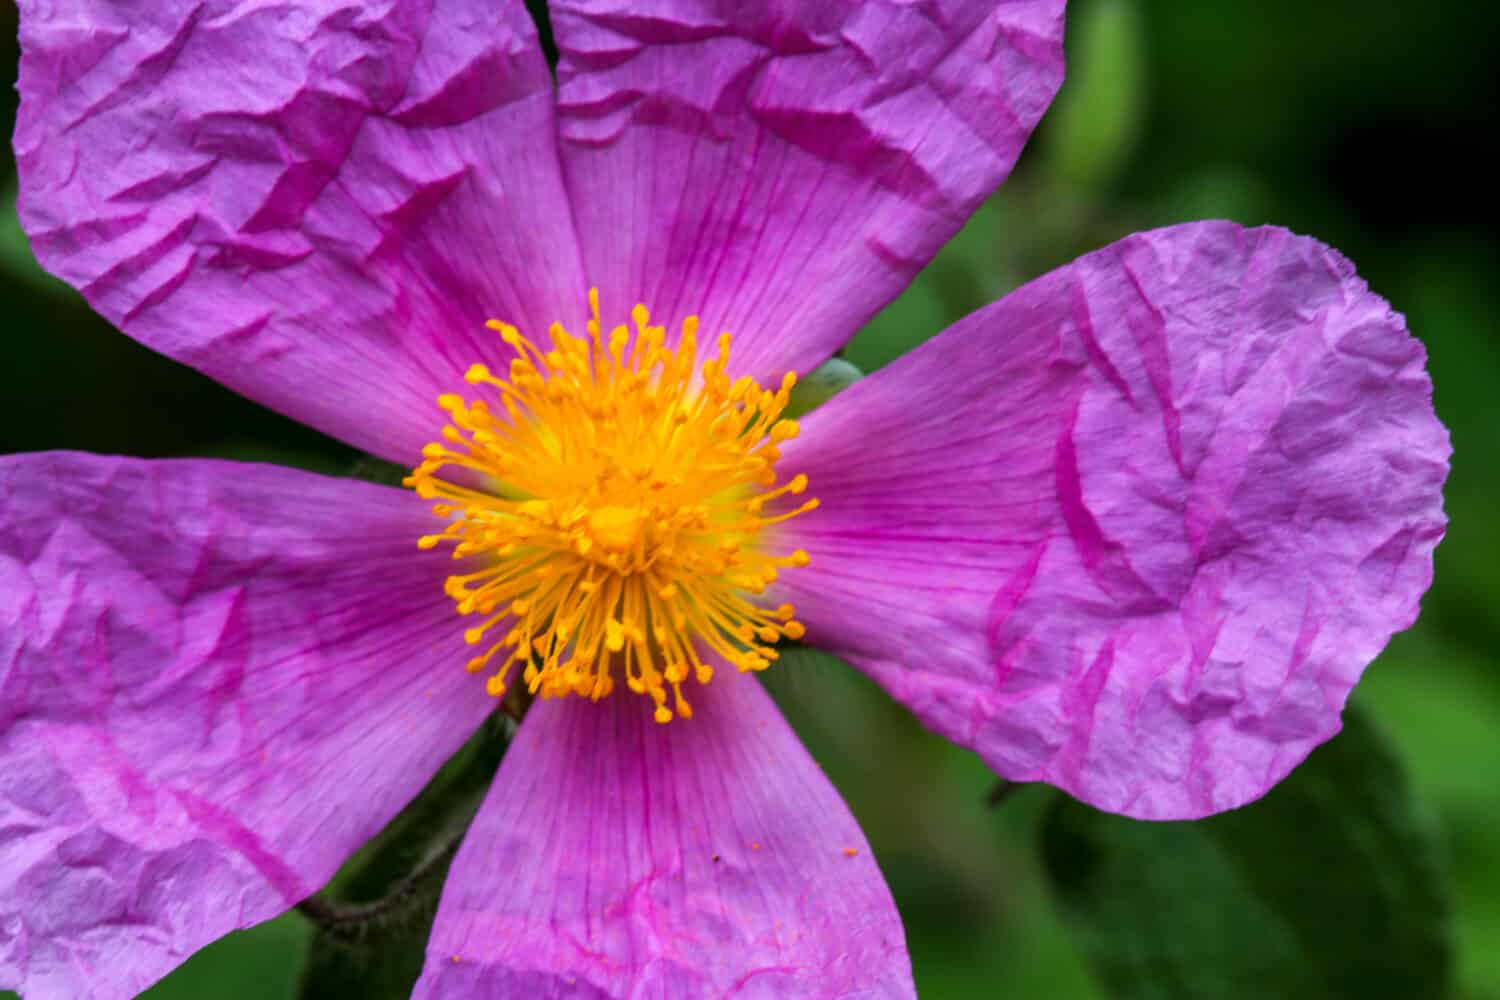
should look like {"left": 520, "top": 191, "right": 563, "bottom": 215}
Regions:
{"left": 2, "top": 1, "right": 1448, "bottom": 998}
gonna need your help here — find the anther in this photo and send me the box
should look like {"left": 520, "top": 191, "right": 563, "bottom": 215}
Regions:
{"left": 408, "top": 289, "right": 820, "bottom": 719}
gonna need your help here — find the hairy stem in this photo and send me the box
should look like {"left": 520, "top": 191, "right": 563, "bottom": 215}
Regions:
{"left": 295, "top": 828, "right": 466, "bottom": 943}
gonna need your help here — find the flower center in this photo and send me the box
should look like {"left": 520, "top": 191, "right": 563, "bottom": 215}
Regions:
{"left": 405, "top": 290, "right": 817, "bottom": 723}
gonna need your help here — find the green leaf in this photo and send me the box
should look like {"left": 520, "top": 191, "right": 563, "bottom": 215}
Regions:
{"left": 295, "top": 713, "right": 511, "bottom": 999}
{"left": 140, "top": 915, "right": 308, "bottom": 999}
{"left": 1041, "top": 707, "right": 1454, "bottom": 999}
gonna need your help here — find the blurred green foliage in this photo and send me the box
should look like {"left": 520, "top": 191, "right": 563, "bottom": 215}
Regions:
{"left": 1044, "top": 0, "right": 1146, "bottom": 194}
{"left": 1042, "top": 708, "right": 1452, "bottom": 999}
{"left": 3, "top": 0, "right": 1497, "bottom": 997}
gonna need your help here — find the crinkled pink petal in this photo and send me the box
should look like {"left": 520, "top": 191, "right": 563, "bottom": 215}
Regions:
{"left": 0, "top": 453, "right": 494, "bottom": 999}
{"left": 775, "top": 221, "right": 1449, "bottom": 820}
{"left": 414, "top": 665, "right": 913, "bottom": 999}
{"left": 14, "top": 0, "right": 585, "bottom": 465}
{"left": 550, "top": 0, "right": 1065, "bottom": 379}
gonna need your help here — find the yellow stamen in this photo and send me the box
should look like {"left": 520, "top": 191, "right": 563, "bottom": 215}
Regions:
{"left": 404, "top": 289, "right": 815, "bottom": 722}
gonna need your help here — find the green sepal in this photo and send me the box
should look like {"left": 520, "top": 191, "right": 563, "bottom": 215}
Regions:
{"left": 785, "top": 357, "right": 865, "bottom": 420}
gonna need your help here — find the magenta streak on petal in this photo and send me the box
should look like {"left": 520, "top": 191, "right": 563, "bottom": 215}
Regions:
{"left": 14, "top": 0, "right": 588, "bottom": 466}
{"left": 983, "top": 540, "right": 1046, "bottom": 690}
{"left": 1054, "top": 397, "right": 1170, "bottom": 613}
{"left": 774, "top": 221, "right": 1450, "bottom": 820}
{"left": 0, "top": 453, "right": 495, "bottom": 1000}
{"left": 550, "top": 0, "right": 1067, "bottom": 382}
{"left": 414, "top": 663, "right": 914, "bottom": 999}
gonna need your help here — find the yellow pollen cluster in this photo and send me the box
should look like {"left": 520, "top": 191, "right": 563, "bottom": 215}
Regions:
{"left": 405, "top": 290, "right": 818, "bottom": 723}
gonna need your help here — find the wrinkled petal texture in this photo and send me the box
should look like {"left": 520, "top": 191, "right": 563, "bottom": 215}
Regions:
{"left": 551, "top": 0, "right": 1065, "bottom": 379}
{"left": 777, "top": 222, "right": 1449, "bottom": 820}
{"left": 15, "top": 0, "right": 585, "bottom": 465}
{"left": 0, "top": 453, "right": 495, "bottom": 999}
{"left": 415, "top": 666, "right": 913, "bottom": 999}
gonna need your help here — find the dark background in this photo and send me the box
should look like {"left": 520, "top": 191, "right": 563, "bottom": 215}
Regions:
{"left": 4, "top": 0, "right": 1497, "bottom": 996}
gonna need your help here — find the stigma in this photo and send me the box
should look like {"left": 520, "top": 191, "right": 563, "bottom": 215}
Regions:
{"left": 405, "top": 290, "right": 817, "bottom": 723}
